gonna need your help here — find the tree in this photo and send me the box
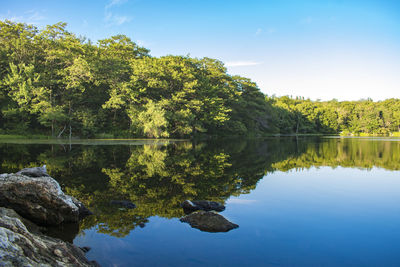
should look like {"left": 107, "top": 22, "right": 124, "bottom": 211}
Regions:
{"left": 135, "top": 100, "right": 169, "bottom": 138}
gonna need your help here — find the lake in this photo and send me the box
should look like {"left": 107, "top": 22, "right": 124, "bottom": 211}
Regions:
{"left": 1, "top": 137, "right": 400, "bottom": 266}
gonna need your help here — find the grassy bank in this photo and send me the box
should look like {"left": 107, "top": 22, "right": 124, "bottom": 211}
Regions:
{"left": 0, "top": 134, "right": 51, "bottom": 139}
{"left": 339, "top": 132, "right": 400, "bottom": 137}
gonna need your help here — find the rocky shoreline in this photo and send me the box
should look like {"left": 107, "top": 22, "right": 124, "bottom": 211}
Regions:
{"left": 0, "top": 166, "right": 240, "bottom": 265}
{"left": 0, "top": 166, "right": 98, "bottom": 266}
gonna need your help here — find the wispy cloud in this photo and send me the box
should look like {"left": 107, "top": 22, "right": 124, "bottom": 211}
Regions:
{"left": 107, "top": 14, "right": 131, "bottom": 25}
{"left": 104, "top": 0, "right": 132, "bottom": 26}
{"left": 225, "top": 61, "right": 263, "bottom": 67}
{"left": 300, "top": 16, "right": 314, "bottom": 24}
{"left": 136, "top": 39, "right": 154, "bottom": 47}
{"left": 24, "top": 10, "right": 45, "bottom": 23}
{"left": 255, "top": 27, "right": 276, "bottom": 36}
{"left": 105, "top": 0, "right": 128, "bottom": 9}
{"left": 0, "top": 9, "right": 46, "bottom": 25}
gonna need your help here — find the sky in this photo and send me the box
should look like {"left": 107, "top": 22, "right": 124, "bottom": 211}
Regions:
{"left": 1, "top": 0, "right": 400, "bottom": 101}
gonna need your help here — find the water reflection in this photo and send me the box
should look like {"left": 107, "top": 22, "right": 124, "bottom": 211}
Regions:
{"left": 0, "top": 137, "right": 399, "bottom": 241}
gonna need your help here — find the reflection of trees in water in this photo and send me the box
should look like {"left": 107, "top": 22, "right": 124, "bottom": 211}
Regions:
{"left": 63, "top": 140, "right": 279, "bottom": 237}
{"left": 1, "top": 137, "right": 400, "bottom": 238}
{"left": 271, "top": 138, "right": 400, "bottom": 171}
{"left": 97, "top": 141, "right": 271, "bottom": 232}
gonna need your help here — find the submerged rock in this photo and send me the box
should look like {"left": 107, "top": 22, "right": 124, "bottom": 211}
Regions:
{"left": 0, "top": 170, "right": 92, "bottom": 226}
{"left": 180, "top": 210, "right": 238, "bottom": 232}
{"left": 110, "top": 200, "right": 136, "bottom": 209}
{"left": 181, "top": 200, "right": 225, "bottom": 213}
{"left": 0, "top": 207, "right": 98, "bottom": 267}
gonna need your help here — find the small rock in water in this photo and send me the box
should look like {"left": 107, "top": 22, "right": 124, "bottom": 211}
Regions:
{"left": 80, "top": 246, "right": 91, "bottom": 253}
{"left": 73, "top": 197, "right": 94, "bottom": 218}
{"left": 180, "top": 210, "right": 239, "bottom": 233}
{"left": 110, "top": 200, "right": 136, "bottom": 209}
{"left": 181, "top": 200, "right": 225, "bottom": 213}
{"left": 17, "top": 165, "right": 49, "bottom": 177}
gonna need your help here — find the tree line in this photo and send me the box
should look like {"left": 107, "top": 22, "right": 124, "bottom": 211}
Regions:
{"left": 269, "top": 96, "right": 400, "bottom": 135}
{"left": 0, "top": 20, "right": 272, "bottom": 138}
{"left": 1, "top": 20, "right": 399, "bottom": 138}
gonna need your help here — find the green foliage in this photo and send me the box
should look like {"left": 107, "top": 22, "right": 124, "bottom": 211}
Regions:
{"left": 1, "top": 20, "right": 399, "bottom": 138}
{"left": 0, "top": 20, "right": 277, "bottom": 138}
{"left": 268, "top": 96, "right": 400, "bottom": 136}
{"left": 135, "top": 100, "right": 169, "bottom": 138}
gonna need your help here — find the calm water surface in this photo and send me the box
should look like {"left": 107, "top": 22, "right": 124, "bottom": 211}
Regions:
{"left": 1, "top": 137, "right": 400, "bottom": 266}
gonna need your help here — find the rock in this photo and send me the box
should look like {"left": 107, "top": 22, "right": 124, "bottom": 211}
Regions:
{"left": 73, "top": 196, "right": 94, "bottom": 218}
{"left": 181, "top": 200, "right": 225, "bottom": 213}
{"left": 80, "top": 246, "right": 91, "bottom": 253}
{"left": 110, "top": 200, "right": 136, "bottom": 209}
{"left": 0, "top": 207, "right": 97, "bottom": 267}
{"left": 0, "top": 170, "right": 92, "bottom": 226}
{"left": 53, "top": 248, "right": 63, "bottom": 257}
{"left": 16, "top": 165, "right": 49, "bottom": 177}
{"left": 180, "top": 210, "right": 239, "bottom": 232}
{"left": 0, "top": 206, "right": 44, "bottom": 235}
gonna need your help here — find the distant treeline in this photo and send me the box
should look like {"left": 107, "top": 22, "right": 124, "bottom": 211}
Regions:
{"left": 268, "top": 96, "right": 400, "bottom": 136}
{"left": 1, "top": 20, "right": 399, "bottom": 138}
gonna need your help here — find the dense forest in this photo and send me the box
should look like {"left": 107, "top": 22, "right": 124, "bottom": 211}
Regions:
{"left": 269, "top": 97, "right": 400, "bottom": 136}
{"left": 1, "top": 20, "right": 400, "bottom": 138}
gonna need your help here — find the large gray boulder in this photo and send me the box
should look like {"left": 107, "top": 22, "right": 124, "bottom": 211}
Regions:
{"left": 0, "top": 207, "right": 97, "bottom": 267}
{"left": 180, "top": 210, "right": 238, "bottom": 232}
{"left": 0, "top": 168, "right": 91, "bottom": 226}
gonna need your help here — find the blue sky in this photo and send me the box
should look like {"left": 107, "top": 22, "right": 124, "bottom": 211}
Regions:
{"left": 2, "top": 0, "right": 400, "bottom": 101}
